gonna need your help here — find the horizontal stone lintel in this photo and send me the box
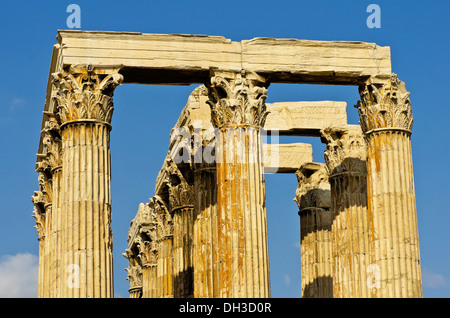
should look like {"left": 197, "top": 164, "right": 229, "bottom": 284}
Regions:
{"left": 264, "top": 101, "right": 348, "bottom": 136}
{"left": 263, "top": 142, "right": 313, "bottom": 174}
{"left": 57, "top": 30, "right": 391, "bottom": 85}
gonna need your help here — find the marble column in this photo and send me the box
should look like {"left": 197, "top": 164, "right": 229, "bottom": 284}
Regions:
{"left": 33, "top": 117, "right": 62, "bottom": 298}
{"left": 166, "top": 161, "right": 195, "bottom": 298}
{"left": 356, "top": 74, "right": 422, "bottom": 297}
{"left": 124, "top": 252, "right": 143, "bottom": 298}
{"left": 43, "top": 118, "right": 63, "bottom": 297}
{"left": 294, "top": 162, "right": 333, "bottom": 298}
{"left": 206, "top": 70, "right": 270, "bottom": 298}
{"left": 51, "top": 65, "right": 123, "bottom": 297}
{"left": 150, "top": 196, "right": 174, "bottom": 298}
{"left": 31, "top": 189, "right": 49, "bottom": 298}
{"left": 193, "top": 159, "right": 218, "bottom": 298}
{"left": 320, "top": 125, "right": 370, "bottom": 298}
{"left": 124, "top": 202, "right": 158, "bottom": 298}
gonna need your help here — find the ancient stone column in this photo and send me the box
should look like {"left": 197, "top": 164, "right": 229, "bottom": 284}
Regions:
{"left": 294, "top": 162, "right": 333, "bottom": 298}
{"left": 31, "top": 189, "right": 49, "bottom": 298}
{"left": 206, "top": 70, "right": 270, "bottom": 298}
{"left": 138, "top": 213, "right": 159, "bottom": 298}
{"left": 193, "top": 159, "right": 219, "bottom": 298}
{"left": 124, "top": 202, "right": 159, "bottom": 298}
{"left": 33, "top": 117, "right": 63, "bottom": 298}
{"left": 124, "top": 250, "right": 143, "bottom": 298}
{"left": 150, "top": 196, "right": 174, "bottom": 298}
{"left": 166, "top": 161, "right": 195, "bottom": 298}
{"left": 320, "top": 125, "right": 370, "bottom": 298}
{"left": 51, "top": 65, "right": 123, "bottom": 297}
{"left": 356, "top": 74, "right": 422, "bottom": 297}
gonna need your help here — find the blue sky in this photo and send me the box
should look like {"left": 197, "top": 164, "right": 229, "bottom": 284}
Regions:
{"left": 0, "top": 0, "right": 448, "bottom": 298}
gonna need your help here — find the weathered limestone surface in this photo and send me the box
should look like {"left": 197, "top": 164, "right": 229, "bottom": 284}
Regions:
{"left": 193, "top": 160, "right": 219, "bottom": 298}
{"left": 320, "top": 125, "right": 370, "bottom": 298}
{"left": 54, "top": 31, "right": 391, "bottom": 84}
{"left": 263, "top": 143, "right": 313, "bottom": 173}
{"left": 294, "top": 162, "right": 333, "bottom": 298}
{"left": 264, "top": 101, "right": 347, "bottom": 136}
{"left": 356, "top": 74, "right": 422, "bottom": 298}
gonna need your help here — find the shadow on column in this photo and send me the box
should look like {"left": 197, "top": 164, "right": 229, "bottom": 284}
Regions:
{"left": 299, "top": 157, "right": 368, "bottom": 298}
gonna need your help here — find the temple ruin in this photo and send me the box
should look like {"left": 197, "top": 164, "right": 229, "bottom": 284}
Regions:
{"left": 32, "top": 30, "right": 422, "bottom": 298}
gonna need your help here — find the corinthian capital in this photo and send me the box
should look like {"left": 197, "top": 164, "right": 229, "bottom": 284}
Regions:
{"left": 356, "top": 74, "right": 413, "bottom": 134}
{"left": 206, "top": 70, "right": 269, "bottom": 128}
{"left": 41, "top": 117, "right": 62, "bottom": 171}
{"left": 166, "top": 160, "right": 194, "bottom": 212}
{"left": 51, "top": 65, "right": 123, "bottom": 127}
{"left": 294, "top": 162, "right": 330, "bottom": 211}
{"left": 149, "top": 196, "right": 173, "bottom": 239}
{"left": 320, "top": 125, "right": 367, "bottom": 177}
{"left": 31, "top": 190, "right": 48, "bottom": 241}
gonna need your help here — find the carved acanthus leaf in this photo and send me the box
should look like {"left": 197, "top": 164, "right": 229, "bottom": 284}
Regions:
{"left": 166, "top": 160, "right": 194, "bottom": 211}
{"left": 42, "top": 117, "right": 62, "bottom": 170}
{"left": 149, "top": 196, "right": 173, "bottom": 239}
{"left": 356, "top": 74, "right": 413, "bottom": 134}
{"left": 51, "top": 65, "right": 123, "bottom": 125}
{"left": 206, "top": 71, "right": 269, "bottom": 128}
{"left": 320, "top": 125, "right": 367, "bottom": 176}
{"left": 124, "top": 264, "right": 143, "bottom": 288}
{"left": 31, "top": 191, "right": 47, "bottom": 240}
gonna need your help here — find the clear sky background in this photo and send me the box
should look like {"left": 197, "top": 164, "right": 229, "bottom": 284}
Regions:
{"left": 0, "top": 0, "right": 448, "bottom": 298}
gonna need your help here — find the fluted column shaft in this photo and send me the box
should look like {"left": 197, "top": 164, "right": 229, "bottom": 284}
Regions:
{"left": 148, "top": 196, "right": 174, "bottom": 298}
{"left": 295, "top": 163, "right": 333, "bottom": 298}
{"left": 33, "top": 117, "right": 63, "bottom": 298}
{"left": 143, "top": 264, "right": 157, "bottom": 298}
{"left": 300, "top": 207, "right": 334, "bottom": 298}
{"left": 166, "top": 162, "right": 195, "bottom": 298}
{"left": 52, "top": 65, "right": 123, "bottom": 297}
{"left": 329, "top": 174, "right": 370, "bottom": 297}
{"left": 321, "top": 125, "right": 370, "bottom": 298}
{"left": 60, "top": 122, "right": 113, "bottom": 297}
{"left": 156, "top": 236, "right": 173, "bottom": 298}
{"left": 356, "top": 74, "right": 422, "bottom": 297}
{"left": 172, "top": 207, "right": 194, "bottom": 297}
{"left": 50, "top": 168, "right": 62, "bottom": 297}
{"left": 206, "top": 71, "right": 270, "bottom": 298}
{"left": 193, "top": 165, "right": 219, "bottom": 298}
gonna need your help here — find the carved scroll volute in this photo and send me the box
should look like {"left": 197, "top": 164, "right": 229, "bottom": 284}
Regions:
{"left": 51, "top": 65, "right": 123, "bottom": 126}
{"left": 356, "top": 74, "right": 413, "bottom": 134}
{"left": 206, "top": 71, "right": 269, "bottom": 128}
